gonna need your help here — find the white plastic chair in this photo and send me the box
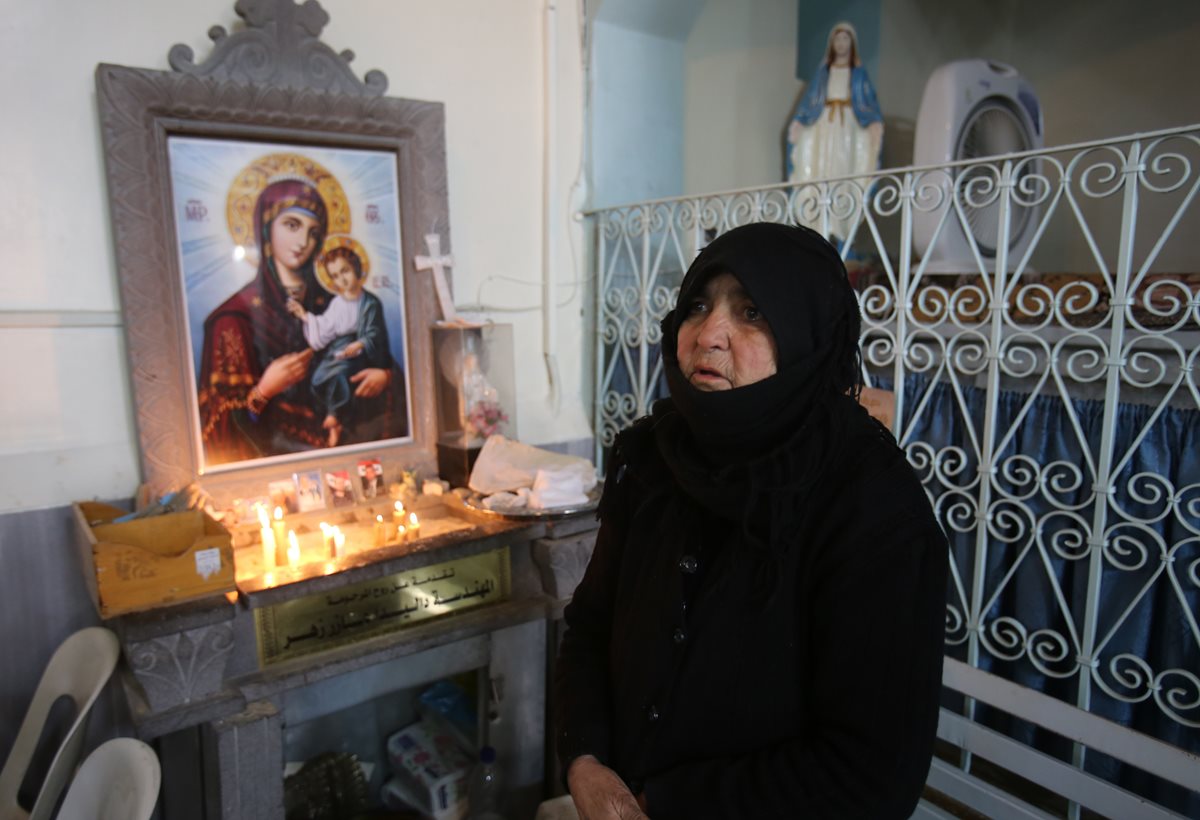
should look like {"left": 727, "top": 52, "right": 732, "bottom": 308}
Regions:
{"left": 56, "top": 738, "right": 160, "bottom": 820}
{"left": 0, "top": 627, "right": 120, "bottom": 820}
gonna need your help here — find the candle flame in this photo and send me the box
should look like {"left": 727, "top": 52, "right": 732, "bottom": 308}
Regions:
{"left": 409, "top": 512, "right": 419, "bottom": 526}
{"left": 274, "top": 506, "right": 284, "bottom": 521}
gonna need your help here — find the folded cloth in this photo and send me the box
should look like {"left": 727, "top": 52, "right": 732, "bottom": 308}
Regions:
{"left": 468, "top": 435, "right": 596, "bottom": 495}
{"left": 529, "top": 468, "right": 589, "bottom": 509}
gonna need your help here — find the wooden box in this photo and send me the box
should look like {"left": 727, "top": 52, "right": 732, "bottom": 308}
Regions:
{"left": 73, "top": 501, "right": 236, "bottom": 618}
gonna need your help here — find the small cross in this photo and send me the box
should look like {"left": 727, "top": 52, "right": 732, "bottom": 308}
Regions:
{"left": 414, "top": 233, "right": 459, "bottom": 323}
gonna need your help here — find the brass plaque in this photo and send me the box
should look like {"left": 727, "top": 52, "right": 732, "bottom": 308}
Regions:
{"left": 256, "top": 546, "right": 511, "bottom": 666}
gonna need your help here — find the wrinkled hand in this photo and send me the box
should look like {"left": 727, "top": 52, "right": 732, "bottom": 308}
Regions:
{"left": 337, "top": 340, "right": 365, "bottom": 360}
{"left": 568, "top": 756, "right": 648, "bottom": 820}
{"left": 258, "top": 349, "right": 313, "bottom": 399}
{"left": 350, "top": 367, "right": 390, "bottom": 398}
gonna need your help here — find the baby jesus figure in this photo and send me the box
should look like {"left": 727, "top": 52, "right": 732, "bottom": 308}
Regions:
{"left": 287, "top": 243, "right": 390, "bottom": 447}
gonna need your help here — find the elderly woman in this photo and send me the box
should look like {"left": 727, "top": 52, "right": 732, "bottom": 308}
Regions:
{"left": 556, "top": 223, "right": 947, "bottom": 819}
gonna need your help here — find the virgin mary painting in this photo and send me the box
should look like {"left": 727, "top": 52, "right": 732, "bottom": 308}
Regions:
{"left": 172, "top": 143, "right": 411, "bottom": 470}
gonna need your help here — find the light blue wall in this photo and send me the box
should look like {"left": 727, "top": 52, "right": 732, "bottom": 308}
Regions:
{"left": 796, "top": 0, "right": 881, "bottom": 81}
{"left": 590, "top": 21, "right": 687, "bottom": 207}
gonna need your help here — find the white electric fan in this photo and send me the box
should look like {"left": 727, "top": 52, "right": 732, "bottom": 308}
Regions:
{"left": 912, "top": 60, "right": 1044, "bottom": 273}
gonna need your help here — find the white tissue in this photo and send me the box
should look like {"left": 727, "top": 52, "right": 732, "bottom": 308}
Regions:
{"left": 468, "top": 435, "right": 596, "bottom": 496}
{"left": 528, "top": 468, "right": 590, "bottom": 509}
{"left": 481, "top": 487, "right": 531, "bottom": 511}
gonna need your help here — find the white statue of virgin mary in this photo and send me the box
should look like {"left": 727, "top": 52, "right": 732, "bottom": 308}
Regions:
{"left": 786, "top": 22, "right": 884, "bottom": 239}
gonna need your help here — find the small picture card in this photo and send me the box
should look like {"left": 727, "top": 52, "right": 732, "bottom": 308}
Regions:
{"left": 358, "top": 458, "right": 383, "bottom": 499}
{"left": 233, "top": 495, "right": 273, "bottom": 524}
{"left": 293, "top": 470, "right": 326, "bottom": 512}
{"left": 325, "top": 470, "right": 356, "bottom": 507}
{"left": 267, "top": 478, "right": 300, "bottom": 514}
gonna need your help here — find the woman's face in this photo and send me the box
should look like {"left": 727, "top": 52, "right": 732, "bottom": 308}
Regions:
{"left": 831, "top": 29, "right": 853, "bottom": 60}
{"left": 270, "top": 209, "right": 321, "bottom": 273}
{"left": 676, "top": 272, "right": 778, "bottom": 391}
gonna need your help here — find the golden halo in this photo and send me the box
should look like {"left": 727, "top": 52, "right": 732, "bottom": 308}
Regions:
{"left": 225, "top": 152, "right": 352, "bottom": 254}
{"left": 315, "top": 234, "right": 372, "bottom": 294}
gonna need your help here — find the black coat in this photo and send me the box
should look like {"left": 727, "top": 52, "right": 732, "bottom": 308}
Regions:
{"left": 555, "top": 406, "right": 948, "bottom": 819}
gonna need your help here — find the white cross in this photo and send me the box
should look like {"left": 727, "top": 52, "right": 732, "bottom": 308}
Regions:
{"left": 414, "top": 233, "right": 459, "bottom": 323}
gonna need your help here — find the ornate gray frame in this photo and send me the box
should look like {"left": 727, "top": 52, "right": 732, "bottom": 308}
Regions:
{"left": 97, "top": 0, "right": 448, "bottom": 502}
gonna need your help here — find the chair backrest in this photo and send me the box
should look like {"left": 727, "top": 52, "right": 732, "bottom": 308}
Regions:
{"left": 56, "top": 739, "right": 160, "bottom": 820}
{"left": 0, "top": 627, "right": 120, "bottom": 820}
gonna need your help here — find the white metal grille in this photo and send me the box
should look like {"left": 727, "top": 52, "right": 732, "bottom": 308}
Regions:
{"left": 588, "top": 124, "right": 1200, "bottom": 810}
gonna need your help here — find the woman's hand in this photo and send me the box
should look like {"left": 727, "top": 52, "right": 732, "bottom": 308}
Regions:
{"left": 567, "top": 756, "right": 648, "bottom": 820}
{"left": 257, "top": 349, "right": 313, "bottom": 399}
{"left": 350, "top": 367, "right": 390, "bottom": 398}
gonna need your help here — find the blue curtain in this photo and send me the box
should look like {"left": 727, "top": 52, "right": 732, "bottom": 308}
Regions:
{"left": 885, "top": 374, "right": 1200, "bottom": 815}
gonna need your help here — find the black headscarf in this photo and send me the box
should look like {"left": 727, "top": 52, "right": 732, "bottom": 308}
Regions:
{"left": 648, "top": 222, "right": 864, "bottom": 582}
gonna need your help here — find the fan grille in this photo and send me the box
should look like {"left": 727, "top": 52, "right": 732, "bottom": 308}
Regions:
{"left": 955, "top": 100, "right": 1034, "bottom": 258}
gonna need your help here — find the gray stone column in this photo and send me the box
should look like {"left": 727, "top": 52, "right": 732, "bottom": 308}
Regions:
{"left": 202, "top": 701, "right": 283, "bottom": 820}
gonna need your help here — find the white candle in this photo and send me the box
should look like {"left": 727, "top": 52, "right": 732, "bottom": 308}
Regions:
{"left": 374, "top": 514, "right": 386, "bottom": 547}
{"left": 257, "top": 505, "right": 276, "bottom": 568}
{"left": 408, "top": 512, "right": 421, "bottom": 540}
{"left": 271, "top": 507, "right": 288, "bottom": 566}
{"left": 392, "top": 500, "right": 406, "bottom": 526}
{"left": 333, "top": 528, "right": 346, "bottom": 559}
{"left": 287, "top": 530, "right": 300, "bottom": 567}
{"left": 319, "top": 522, "right": 334, "bottom": 557}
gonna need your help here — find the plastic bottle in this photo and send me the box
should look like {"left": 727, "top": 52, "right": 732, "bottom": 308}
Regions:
{"left": 466, "top": 745, "right": 505, "bottom": 820}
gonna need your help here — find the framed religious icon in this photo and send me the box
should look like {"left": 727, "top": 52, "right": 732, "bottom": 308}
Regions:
{"left": 96, "top": 0, "right": 449, "bottom": 503}
{"left": 169, "top": 138, "right": 413, "bottom": 470}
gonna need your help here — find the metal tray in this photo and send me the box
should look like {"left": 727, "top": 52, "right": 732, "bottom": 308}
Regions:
{"left": 460, "top": 481, "right": 603, "bottom": 521}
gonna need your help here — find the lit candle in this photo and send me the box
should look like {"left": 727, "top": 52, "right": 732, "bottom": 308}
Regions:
{"left": 396, "top": 524, "right": 407, "bottom": 542}
{"left": 271, "top": 507, "right": 288, "bottom": 565}
{"left": 257, "top": 505, "right": 276, "bottom": 568}
{"left": 287, "top": 530, "right": 300, "bottom": 567}
{"left": 333, "top": 527, "right": 346, "bottom": 559}
{"left": 319, "top": 522, "right": 334, "bottom": 557}
{"left": 408, "top": 512, "right": 421, "bottom": 540}
{"left": 264, "top": 572, "right": 275, "bottom": 588}
{"left": 392, "top": 500, "right": 406, "bottom": 526}
{"left": 374, "top": 514, "right": 386, "bottom": 547}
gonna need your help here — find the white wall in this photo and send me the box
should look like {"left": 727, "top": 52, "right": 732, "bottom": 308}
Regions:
{"left": 682, "top": 0, "right": 802, "bottom": 195}
{"left": 0, "top": 0, "right": 589, "bottom": 513}
{"left": 591, "top": 21, "right": 687, "bottom": 207}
